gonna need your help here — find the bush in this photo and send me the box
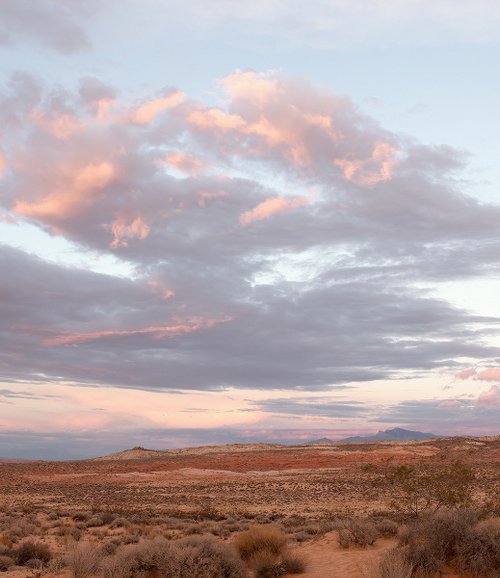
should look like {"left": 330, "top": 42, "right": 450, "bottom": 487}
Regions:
{"left": 13, "top": 540, "right": 52, "bottom": 566}
{"left": 370, "top": 549, "right": 413, "bottom": 578}
{"left": 102, "top": 536, "right": 245, "bottom": 578}
{"left": 176, "top": 535, "right": 246, "bottom": 578}
{"left": 283, "top": 552, "right": 306, "bottom": 574}
{"left": 234, "top": 525, "right": 287, "bottom": 561}
{"left": 386, "top": 462, "right": 475, "bottom": 517}
{"left": 396, "top": 509, "right": 500, "bottom": 576}
{"left": 67, "top": 541, "right": 103, "bottom": 578}
{"left": 338, "top": 520, "right": 378, "bottom": 548}
{"left": 455, "top": 518, "right": 500, "bottom": 576}
{"left": 0, "top": 555, "right": 14, "bottom": 571}
{"left": 374, "top": 518, "right": 399, "bottom": 537}
{"left": 248, "top": 548, "right": 285, "bottom": 577}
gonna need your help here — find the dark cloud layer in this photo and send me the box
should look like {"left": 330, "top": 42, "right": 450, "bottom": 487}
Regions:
{"left": 0, "top": 71, "right": 499, "bottom": 395}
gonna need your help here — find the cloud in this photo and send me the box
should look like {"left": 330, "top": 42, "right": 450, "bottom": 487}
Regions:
{"left": 240, "top": 196, "right": 310, "bottom": 225}
{"left": 477, "top": 385, "right": 500, "bottom": 407}
{"left": 15, "top": 161, "right": 115, "bottom": 221}
{"left": 1, "top": 71, "right": 500, "bottom": 397}
{"left": 455, "top": 368, "right": 476, "bottom": 380}
{"left": 45, "top": 315, "right": 233, "bottom": 346}
{"left": 0, "top": 0, "right": 100, "bottom": 54}
{"left": 128, "top": 90, "right": 186, "bottom": 125}
{"left": 475, "top": 368, "right": 500, "bottom": 381}
{"left": 108, "top": 215, "right": 150, "bottom": 249}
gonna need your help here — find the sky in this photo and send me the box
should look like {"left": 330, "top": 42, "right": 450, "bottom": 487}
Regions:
{"left": 0, "top": 0, "right": 499, "bottom": 459}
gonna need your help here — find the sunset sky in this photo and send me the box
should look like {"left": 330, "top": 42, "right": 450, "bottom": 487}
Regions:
{"left": 1, "top": 0, "right": 500, "bottom": 459}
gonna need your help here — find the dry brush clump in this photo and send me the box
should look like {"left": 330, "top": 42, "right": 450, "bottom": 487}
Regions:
{"left": 234, "top": 524, "right": 306, "bottom": 577}
{"left": 368, "top": 548, "right": 413, "bottom": 578}
{"left": 338, "top": 519, "right": 378, "bottom": 548}
{"left": 101, "top": 535, "right": 246, "bottom": 578}
{"left": 370, "top": 509, "right": 500, "bottom": 577}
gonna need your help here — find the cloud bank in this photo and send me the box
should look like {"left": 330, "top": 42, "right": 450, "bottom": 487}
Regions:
{"left": 0, "top": 71, "right": 499, "bottom": 400}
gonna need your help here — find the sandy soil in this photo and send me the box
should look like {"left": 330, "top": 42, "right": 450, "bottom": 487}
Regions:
{"left": 0, "top": 436, "right": 498, "bottom": 577}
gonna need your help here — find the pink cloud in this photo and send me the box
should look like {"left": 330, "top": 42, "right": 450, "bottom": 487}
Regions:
{"left": 335, "top": 142, "right": 398, "bottom": 186}
{"left": 108, "top": 215, "right": 150, "bottom": 249}
{"left": 221, "top": 71, "right": 280, "bottom": 106}
{"left": 0, "top": 148, "right": 5, "bottom": 177}
{"left": 44, "top": 315, "right": 233, "bottom": 346}
{"left": 475, "top": 368, "right": 500, "bottom": 381}
{"left": 163, "top": 152, "right": 208, "bottom": 176}
{"left": 129, "top": 90, "right": 185, "bottom": 125}
{"left": 477, "top": 385, "right": 500, "bottom": 407}
{"left": 240, "top": 196, "right": 310, "bottom": 225}
{"left": 187, "top": 108, "right": 246, "bottom": 131}
{"left": 455, "top": 368, "right": 476, "bottom": 380}
{"left": 14, "top": 161, "right": 115, "bottom": 220}
{"left": 31, "top": 110, "right": 82, "bottom": 139}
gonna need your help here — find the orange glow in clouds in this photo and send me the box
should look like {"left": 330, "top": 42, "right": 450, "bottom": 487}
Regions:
{"left": 44, "top": 315, "right": 233, "bottom": 346}
{"left": 130, "top": 90, "right": 186, "bottom": 125}
{"left": 109, "top": 215, "right": 150, "bottom": 248}
{"left": 240, "top": 196, "right": 310, "bottom": 225}
{"left": 15, "top": 161, "right": 115, "bottom": 220}
{"left": 31, "top": 110, "right": 82, "bottom": 139}
{"left": 335, "top": 142, "right": 398, "bottom": 186}
{"left": 163, "top": 152, "right": 208, "bottom": 176}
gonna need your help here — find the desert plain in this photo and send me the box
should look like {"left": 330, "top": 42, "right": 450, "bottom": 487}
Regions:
{"left": 0, "top": 435, "right": 499, "bottom": 577}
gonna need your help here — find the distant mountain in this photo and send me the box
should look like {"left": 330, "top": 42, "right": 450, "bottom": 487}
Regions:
{"left": 339, "top": 427, "right": 440, "bottom": 443}
{"left": 307, "top": 437, "right": 335, "bottom": 444}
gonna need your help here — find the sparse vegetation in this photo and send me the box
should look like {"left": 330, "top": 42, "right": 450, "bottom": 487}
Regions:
{"left": 384, "top": 461, "right": 476, "bottom": 516}
{"left": 0, "top": 437, "right": 497, "bottom": 576}
{"left": 338, "top": 519, "right": 378, "bottom": 548}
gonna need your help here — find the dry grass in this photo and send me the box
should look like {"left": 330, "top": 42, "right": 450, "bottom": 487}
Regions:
{"left": 67, "top": 541, "right": 103, "bottom": 578}
{"left": 234, "top": 525, "right": 287, "bottom": 561}
{"left": 368, "top": 548, "right": 413, "bottom": 578}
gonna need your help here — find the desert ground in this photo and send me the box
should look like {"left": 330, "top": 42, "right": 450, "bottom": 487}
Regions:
{"left": 0, "top": 436, "right": 499, "bottom": 577}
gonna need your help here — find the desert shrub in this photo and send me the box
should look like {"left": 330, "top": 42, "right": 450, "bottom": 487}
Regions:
{"left": 101, "top": 541, "right": 118, "bottom": 556}
{"left": 13, "top": 540, "right": 52, "bottom": 566}
{"left": 102, "top": 535, "right": 245, "bottom": 578}
{"left": 67, "top": 541, "right": 103, "bottom": 578}
{"left": 234, "top": 525, "right": 287, "bottom": 561}
{"left": 194, "top": 505, "right": 226, "bottom": 521}
{"left": 283, "top": 552, "right": 306, "bottom": 574}
{"left": 109, "top": 517, "right": 130, "bottom": 529}
{"left": 386, "top": 462, "right": 475, "bottom": 517}
{"left": 369, "top": 548, "right": 413, "bottom": 578}
{"left": 374, "top": 518, "right": 399, "bottom": 537}
{"left": 47, "top": 555, "right": 66, "bottom": 572}
{"left": 176, "top": 535, "right": 246, "bottom": 578}
{"left": 338, "top": 520, "right": 378, "bottom": 548}
{"left": 455, "top": 518, "right": 500, "bottom": 576}
{"left": 72, "top": 512, "right": 90, "bottom": 522}
{"left": 248, "top": 548, "right": 285, "bottom": 577}
{"left": 400, "top": 510, "right": 477, "bottom": 575}
{"left": 0, "top": 555, "right": 14, "bottom": 571}
{"left": 86, "top": 514, "right": 107, "bottom": 528}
